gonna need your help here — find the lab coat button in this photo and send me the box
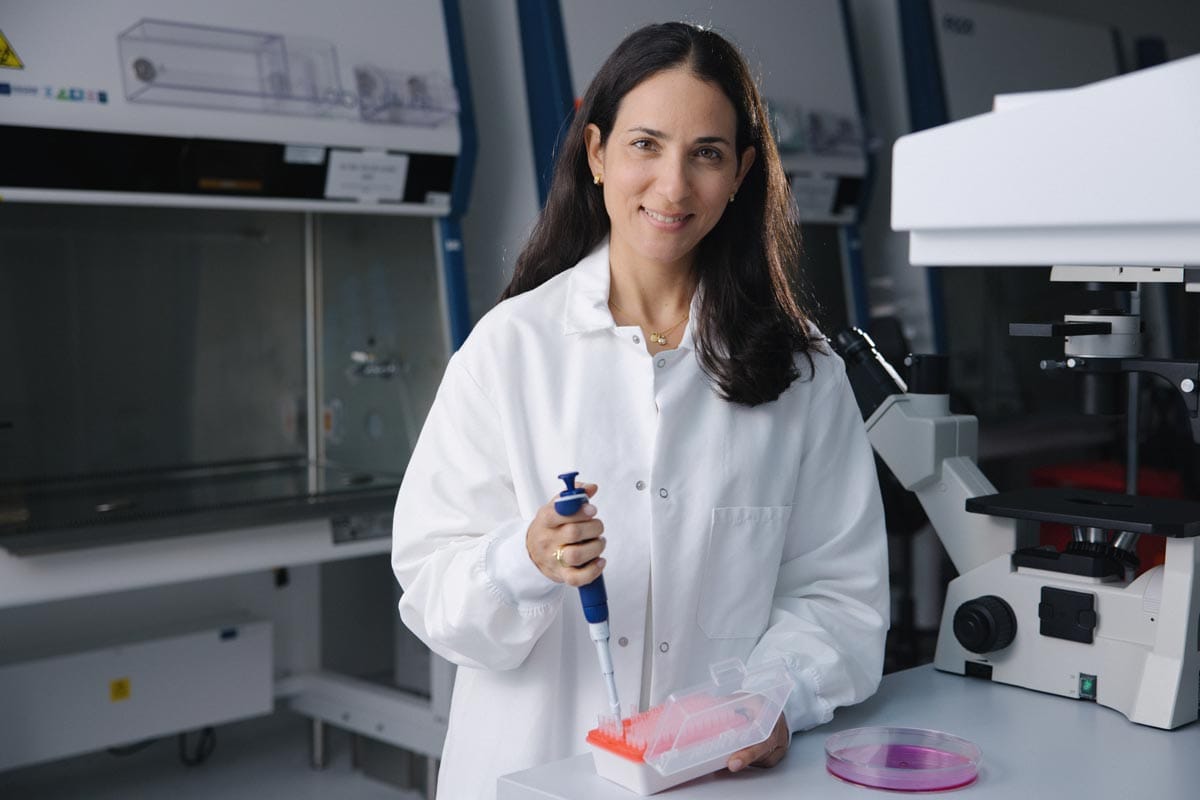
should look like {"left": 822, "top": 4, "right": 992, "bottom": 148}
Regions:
{"left": 656, "top": 358, "right": 666, "bottom": 368}
{"left": 618, "top": 637, "right": 629, "bottom": 647}
{"left": 659, "top": 641, "right": 670, "bottom": 653}
{"left": 633, "top": 335, "right": 641, "bottom": 344}
{"left": 658, "top": 488, "right": 668, "bottom": 499}
{"left": 635, "top": 480, "right": 646, "bottom": 491}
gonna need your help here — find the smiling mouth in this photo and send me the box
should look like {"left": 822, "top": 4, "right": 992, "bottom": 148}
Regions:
{"left": 642, "top": 208, "right": 691, "bottom": 224}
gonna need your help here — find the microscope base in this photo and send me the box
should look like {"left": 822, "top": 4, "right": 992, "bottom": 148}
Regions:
{"left": 934, "top": 539, "right": 1200, "bottom": 730}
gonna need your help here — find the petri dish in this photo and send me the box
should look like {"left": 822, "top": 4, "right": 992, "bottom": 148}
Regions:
{"left": 825, "top": 726, "right": 981, "bottom": 791}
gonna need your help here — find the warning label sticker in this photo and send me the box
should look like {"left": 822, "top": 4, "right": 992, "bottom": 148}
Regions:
{"left": 110, "top": 677, "right": 131, "bottom": 702}
{"left": 0, "top": 29, "right": 23, "bottom": 69}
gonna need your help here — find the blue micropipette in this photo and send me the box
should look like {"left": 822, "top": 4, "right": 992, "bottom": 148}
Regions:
{"left": 555, "top": 471, "right": 621, "bottom": 718}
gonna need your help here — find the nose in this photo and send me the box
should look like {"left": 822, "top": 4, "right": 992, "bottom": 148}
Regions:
{"left": 654, "top": 153, "right": 692, "bottom": 205}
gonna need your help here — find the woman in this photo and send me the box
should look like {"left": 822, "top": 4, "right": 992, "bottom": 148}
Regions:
{"left": 392, "top": 22, "right": 888, "bottom": 799}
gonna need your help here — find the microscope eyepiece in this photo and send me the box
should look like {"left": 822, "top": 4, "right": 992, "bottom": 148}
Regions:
{"left": 832, "top": 328, "right": 908, "bottom": 421}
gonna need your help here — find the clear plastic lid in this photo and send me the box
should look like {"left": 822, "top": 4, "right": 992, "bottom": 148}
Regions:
{"left": 824, "top": 726, "right": 982, "bottom": 791}
{"left": 634, "top": 658, "right": 793, "bottom": 776}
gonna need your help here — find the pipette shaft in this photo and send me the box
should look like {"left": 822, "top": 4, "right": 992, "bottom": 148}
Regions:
{"left": 589, "top": 620, "right": 621, "bottom": 716}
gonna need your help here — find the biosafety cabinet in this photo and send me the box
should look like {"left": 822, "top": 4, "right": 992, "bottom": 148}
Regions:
{"left": 0, "top": 0, "right": 471, "bottom": 789}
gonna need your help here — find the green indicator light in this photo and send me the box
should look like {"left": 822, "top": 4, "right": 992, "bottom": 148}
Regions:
{"left": 1079, "top": 673, "right": 1097, "bottom": 700}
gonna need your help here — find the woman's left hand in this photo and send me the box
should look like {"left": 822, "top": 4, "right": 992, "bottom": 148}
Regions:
{"left": 727, "top": 714, "right": 789, "bottom": 773}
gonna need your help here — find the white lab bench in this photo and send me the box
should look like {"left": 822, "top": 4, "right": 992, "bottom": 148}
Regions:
{"left": 497, "top": 664, "right": 1200, "bottom": 798}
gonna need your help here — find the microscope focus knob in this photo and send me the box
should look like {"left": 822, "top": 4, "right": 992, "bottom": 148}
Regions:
{"left": 953, "top": 595, "right": 1017, "bottom": 654}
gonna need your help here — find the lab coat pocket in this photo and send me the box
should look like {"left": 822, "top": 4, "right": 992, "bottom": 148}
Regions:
{"left": 697, "top": 505, "right": 792, "bottom": 639}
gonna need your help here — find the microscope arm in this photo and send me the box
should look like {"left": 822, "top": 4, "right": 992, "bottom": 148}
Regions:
{"left": 1049, "top": 356, "right": 1200, "bottom": 442}
{"left": 865, "top": 393, "right": 1031, "bottom": 574}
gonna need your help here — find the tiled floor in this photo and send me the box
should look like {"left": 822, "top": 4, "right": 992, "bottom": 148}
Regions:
{"left": 0, "top": 711, "right": 422, "bottom": 799}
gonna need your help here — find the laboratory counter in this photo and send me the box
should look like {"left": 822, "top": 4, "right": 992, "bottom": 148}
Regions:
{"left": 498, "top": 664, "right": 1199, "bottom": 798}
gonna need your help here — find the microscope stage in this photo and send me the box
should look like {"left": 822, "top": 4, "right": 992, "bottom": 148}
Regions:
{"left": 966, "top": 488, "right": 1200, "bottom": 538}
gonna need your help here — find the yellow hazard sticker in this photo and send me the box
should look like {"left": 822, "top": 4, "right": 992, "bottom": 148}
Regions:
{"left": 110, "top": 677, "right": 131, "bottom": 702}
{"left": 0, "top": 29, "right": 23, "bottom": 69}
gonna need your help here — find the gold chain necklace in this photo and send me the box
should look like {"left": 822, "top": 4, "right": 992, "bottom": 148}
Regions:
{"left": 609, "top": 300, "right": 689, "bottom": 346}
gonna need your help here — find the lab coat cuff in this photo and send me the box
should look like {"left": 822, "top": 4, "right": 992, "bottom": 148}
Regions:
{"left": 486, "top": 520, "right": 562, "bottom": 608}
{"left": 783, "top": 665, "right": 833, "bottom": 733}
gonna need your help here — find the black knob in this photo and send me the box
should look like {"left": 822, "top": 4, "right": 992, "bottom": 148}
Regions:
{"left": 953, "top": 595, "right": 1017, "bottom": 654}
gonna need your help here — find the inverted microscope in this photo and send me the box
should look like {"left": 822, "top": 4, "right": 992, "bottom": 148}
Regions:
{"left": 844, "top": 53, "right": 1200, "bottom": 729}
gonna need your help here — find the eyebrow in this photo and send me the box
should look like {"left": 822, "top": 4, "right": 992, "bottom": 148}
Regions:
{"left": 627, "top": 127, "right": 731, "bottom": 146}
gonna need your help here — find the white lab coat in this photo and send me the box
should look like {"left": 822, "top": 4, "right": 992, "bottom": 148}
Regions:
{"left": 392, "top": 240, "right": 889, "bottom": 800}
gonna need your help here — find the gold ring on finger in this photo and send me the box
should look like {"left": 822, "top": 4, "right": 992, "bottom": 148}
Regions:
{"left": 554, "top": 546, "right": 566, "bottom": 566}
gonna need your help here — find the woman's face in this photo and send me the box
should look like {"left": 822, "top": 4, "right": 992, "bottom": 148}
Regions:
{"left": 585, "top": 67, "right": 755, "bottom": 273}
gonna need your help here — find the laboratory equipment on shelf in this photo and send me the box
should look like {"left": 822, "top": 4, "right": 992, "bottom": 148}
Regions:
{"left": 1, "top": 1, "right": 469, "bottom": 214}
{"left": 555, "top": 472, "right": 620, "bottom": 719}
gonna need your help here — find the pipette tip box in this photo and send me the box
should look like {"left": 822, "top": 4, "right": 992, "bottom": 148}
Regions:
{"left": 586, "top": 658, "right": 792, "bottom": 795}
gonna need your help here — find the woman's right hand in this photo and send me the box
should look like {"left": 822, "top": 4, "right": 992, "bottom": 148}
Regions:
{"left": 526, "top": 482, "right": 606, "bottom": 586}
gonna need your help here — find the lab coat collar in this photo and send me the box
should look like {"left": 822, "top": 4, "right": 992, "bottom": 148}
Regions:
{"left": 562, "top": 238, "right": 697, "bottom": 352}
{"left": 561, "top": 239, "right": 614, "bottom": 336}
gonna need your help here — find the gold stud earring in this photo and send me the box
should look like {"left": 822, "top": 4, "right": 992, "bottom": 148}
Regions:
{"left": 728, "top": 192, "right": 736, "bottom": 203}
{"left": 593, "top": 174, "right": 603, "bottom": 186}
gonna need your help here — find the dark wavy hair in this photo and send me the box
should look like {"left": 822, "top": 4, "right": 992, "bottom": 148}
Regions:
{"left": 501, "top": 22, "right": 818, "bottom": 406}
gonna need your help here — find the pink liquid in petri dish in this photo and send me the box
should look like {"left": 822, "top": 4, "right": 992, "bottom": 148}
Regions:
{"left": 825, "top": 727, "right": 981, "bottom": 791}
